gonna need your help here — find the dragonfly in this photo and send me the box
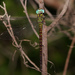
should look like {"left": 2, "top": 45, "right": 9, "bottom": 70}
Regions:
{"left": 36, "top": 9, "right": 45, "bottom": 70}
{"left": 0, "top": 13, "right": 72, "bottom": 42}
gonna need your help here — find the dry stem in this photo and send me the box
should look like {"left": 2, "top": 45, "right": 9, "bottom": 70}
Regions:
{"left": 63, "top": 36, "right": 75, "bottom": 75}
{"left": 0, "top": 2, "right": 40, "bottom": 72}
{"left": 20, "top": 0, "right": 39, "bottom": 38}
{"left": 47, "top": 0, "right": 70, "bottom": 32}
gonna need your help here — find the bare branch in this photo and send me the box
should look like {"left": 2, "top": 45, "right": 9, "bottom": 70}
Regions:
{"left": 20, "top": 0, "right": 39, "bottom": 38}
{"left": 60, "top": 30, "right": 72, "bottom": 39}
{"left": 45, "top": 8, "right": 54, "bottom": 20}
{"left": 12, "top": 50, "right": 17, "bottom": 61}
{"left": 29, "top": 0, "right": 37, "bottom": 10}
{"left": 19, "top": 39, "right": 39, "bottom": 48}
{"left": 63, "top": 36, "right": 75, "bottom": 75}
{"left": 0, "top": 2, "right": 40, "bottom": 72}
{"left": 47, "top": 0, "right": 70, "bottom": 32}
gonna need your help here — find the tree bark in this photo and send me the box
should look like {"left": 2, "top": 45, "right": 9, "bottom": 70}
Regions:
{"left": 38, "top": 0, "right": 48, "bottom": 75}
{"left": 42, "top": 24, "right": 48, "bottom": 75}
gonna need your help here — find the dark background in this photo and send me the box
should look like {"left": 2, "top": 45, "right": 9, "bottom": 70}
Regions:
{"left": 0, "top": 0, "right": 75, "bottom": 75}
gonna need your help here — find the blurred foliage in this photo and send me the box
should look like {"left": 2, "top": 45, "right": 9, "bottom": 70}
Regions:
{"left": 0, "top": 0, "right": 75, "bottom": 75}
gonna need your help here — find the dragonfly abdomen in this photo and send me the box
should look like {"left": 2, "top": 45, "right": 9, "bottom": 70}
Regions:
{"left": 37, "top": 13, "right": 44, "bottom": 70}
{"left": 39, "top": 22, "right": 42, "bottom": 70}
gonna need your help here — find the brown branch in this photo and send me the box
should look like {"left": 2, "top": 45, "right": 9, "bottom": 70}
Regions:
{"left": 60, "top": 30, "right": 72, "bottom": 40}
{"left": 63, "top": 36, "right": 75, "bottom": 75}
{"left": 47, "top": 0, "right": 70, "bottom": 32}
{"left": 20, "top": 0, "right": 39, "bottom": 38}
{"left": 45, "top": 8, "right": 54, "bottom": 20}
{"left": 0, "top": 2, "right": 40, "bottom": 72}
{"left": 29, "top": 0, "right": 37, "bottom": 10}
{"left": 42, "top": 24, "right": 48, "bottom": 75}
{"left": 38, "top": 0, "right": 49, "bottom": 75}
{"left": 12, "top": 50, "right": 17, "bottom": 61}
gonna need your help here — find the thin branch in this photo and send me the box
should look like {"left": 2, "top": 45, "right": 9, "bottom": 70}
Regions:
{"left": 47, "top": 0, "right": 70, "bottom": 32}
{"left": 29, "top": 0, "right": 37, "bottom": 10}
{"left": 63, "top": 36, "right": 75, "bottom": 75}
{"left": 20, "top": 0, "right": 39, "bottom": 38}
{"left": 61, "top": 30, "right": 72, "bottom": 40}
{"left": 0, "top": 2, "right": 40, "bottom": 72}
{"left": 20, "top": 47, "right": 40, "bottom": 71}
{"left": 12, "top": 50, "right": 17, "bottom": 61}
{"left": 45, "top": 8, "right": 54, "bottom": 20}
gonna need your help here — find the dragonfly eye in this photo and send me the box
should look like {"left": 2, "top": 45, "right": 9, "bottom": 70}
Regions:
{"left": 36, "top": 9, "right": 44, "bottom": 14}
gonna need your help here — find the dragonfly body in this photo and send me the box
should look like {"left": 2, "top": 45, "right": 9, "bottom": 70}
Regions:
{"left": 36, "top": 9, "right": 44, "bottom": 70}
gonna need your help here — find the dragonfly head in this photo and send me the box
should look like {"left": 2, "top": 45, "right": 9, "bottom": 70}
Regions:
{"left": 36, "top": 9, "right": 44, "bottom": 14}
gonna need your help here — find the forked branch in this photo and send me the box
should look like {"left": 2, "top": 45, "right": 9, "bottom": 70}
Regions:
{"left": 20, "top": 0, "right": 39, "bottom": 38}
{"left": 47, "top": 0, "right": 70, "bottom": 32}
{"left": 0, "top": 2, "right": 40, "bottom": 72}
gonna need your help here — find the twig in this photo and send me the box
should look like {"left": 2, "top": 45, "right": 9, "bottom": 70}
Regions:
{"left": 45, "top": 8, "right": 54, "bottom": 20}
{"left": 20, "top": 0, "right": 39, "bottom": 38}
{"left": 29, "top": 0, "right": 37, "bottom": 10}
{"left": 47, "top": 0, "right": 70, "bottom": 32}
{"left": 0, "top": 2, "right": 40, "bottom": 72}
{"left": 12, "top": 50, "right": 17, "bottom": 61}
{"left": 18, "top": 38, "right": 39, "bottom": 48}
{"left": 63, "top": 36, "right": 75, "bottom": 75}
{"left": 61, "top": 30, "right": 72, "bottom": 39}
